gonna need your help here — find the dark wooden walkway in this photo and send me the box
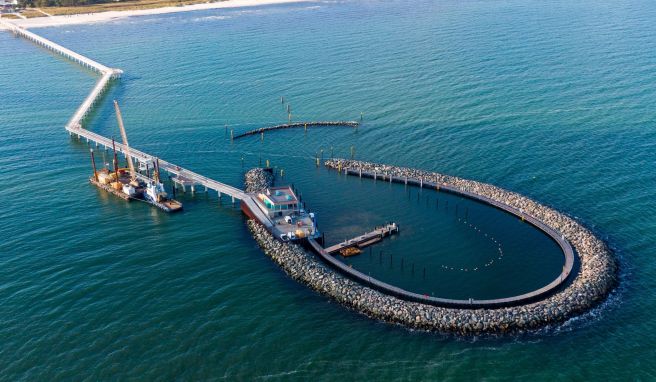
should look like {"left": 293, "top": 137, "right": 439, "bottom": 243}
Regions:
{"left": 233, "top": 121, "right": 359, "bottom": 139}
{"left": 325, "top": 223, "right": 399, "bottom": 254}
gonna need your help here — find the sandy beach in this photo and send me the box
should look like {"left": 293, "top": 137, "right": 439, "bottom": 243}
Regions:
{"left": 1, "top": 0, "right": 310, "bottom": 29}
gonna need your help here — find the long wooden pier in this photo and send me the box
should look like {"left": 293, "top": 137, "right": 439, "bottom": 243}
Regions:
{"left": 1, "top": 19, "right": 275, "bottom": 228}
{"left": 324, "top": 223, "right": 398, "bottom": 254}
{"left": 0, "top": 19, "right": 118, "bottom": 75}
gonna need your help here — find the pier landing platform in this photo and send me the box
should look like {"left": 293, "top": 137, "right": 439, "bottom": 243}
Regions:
{"left": 325, "top": 223, "right": 398, "bottom": 255}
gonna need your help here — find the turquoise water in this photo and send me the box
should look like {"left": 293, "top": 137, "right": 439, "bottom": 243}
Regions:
{"left": 1, "top": 0, "right": 655, "bottom": 379}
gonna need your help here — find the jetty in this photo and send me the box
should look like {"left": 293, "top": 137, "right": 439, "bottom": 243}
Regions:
{"left": 233, "top": 121, "right": 359, "bottom": 139}
{"left": 0, "top": 19, "right": 117, "bottom": 75}
{"left": 324, "top": 223, "right": 399, "bottom": 255}
{"left": 0, "top": 19, "right": 276, "bottom": 227}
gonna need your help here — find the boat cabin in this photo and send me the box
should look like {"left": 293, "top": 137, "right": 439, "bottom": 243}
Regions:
{"left": 257, "top": 186, "right": 300, "bottom": 218}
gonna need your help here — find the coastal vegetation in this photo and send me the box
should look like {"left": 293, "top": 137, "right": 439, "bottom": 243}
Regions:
{"left": 18, "top": 0, "right": 214, "bottom": 16}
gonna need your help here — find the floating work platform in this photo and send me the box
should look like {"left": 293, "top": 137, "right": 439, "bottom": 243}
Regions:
{"left": 325, "top": 223, "right": 399, "bottom": 255}
{"left": 90, "top": 177, "right": 131, "bottom": 201}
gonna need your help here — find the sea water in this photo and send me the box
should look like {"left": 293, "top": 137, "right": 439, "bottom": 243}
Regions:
{"left": 1, "top": 0, "right": 655, "bottom": 379}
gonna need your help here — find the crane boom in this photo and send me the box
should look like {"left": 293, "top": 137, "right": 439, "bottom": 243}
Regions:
{"left": 113, "top": 100, "right": 137, "bottom": 183}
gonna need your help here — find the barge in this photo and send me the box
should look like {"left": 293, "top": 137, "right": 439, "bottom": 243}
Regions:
{"left": 88, "top": 101, "right": 182, "bottom": 213}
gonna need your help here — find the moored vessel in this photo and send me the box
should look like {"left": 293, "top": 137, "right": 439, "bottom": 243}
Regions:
{"left": 88, "top": 100, "right": 182, "bottom": 212}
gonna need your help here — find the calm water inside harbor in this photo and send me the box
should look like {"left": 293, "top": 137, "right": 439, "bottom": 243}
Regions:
{"left": 1, "top": 0, "right": 655, "bottom": 379}
{"left": 298, "top": 167, "right": 563, "bottom": 300}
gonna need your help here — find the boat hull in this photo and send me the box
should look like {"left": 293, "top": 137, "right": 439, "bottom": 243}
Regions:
{"left": 90, "top": 177, "right": 131, "bottom": 201}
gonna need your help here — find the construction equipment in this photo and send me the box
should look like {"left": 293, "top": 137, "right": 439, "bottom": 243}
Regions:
{"left": 113, "top": 100, "right": 139, "bottom": 196}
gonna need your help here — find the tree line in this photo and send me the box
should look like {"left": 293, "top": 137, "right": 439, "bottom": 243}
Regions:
{"left": 19, "top": 0, "right": 122, "bottom": 7}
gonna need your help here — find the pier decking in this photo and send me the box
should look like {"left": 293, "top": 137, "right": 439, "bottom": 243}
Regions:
{"left": 0, "top": 19, "right": 276, "bottom": 228}
{"left": 0, "top": 19, "right": 118, "bottom": 75}
{"left": 324, "top": 223, "right": 399, "bottom": 254}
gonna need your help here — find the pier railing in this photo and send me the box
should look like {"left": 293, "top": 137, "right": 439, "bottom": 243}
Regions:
{"left": 0, "top": 19, "right": 115, "bottom": 75}
{"left": 2, "top": 19, "right": 251, "bottom": 204}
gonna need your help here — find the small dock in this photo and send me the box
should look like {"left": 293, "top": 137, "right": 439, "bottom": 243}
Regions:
{"left": 325, "top": 223, "right": 399, "bottom": 255}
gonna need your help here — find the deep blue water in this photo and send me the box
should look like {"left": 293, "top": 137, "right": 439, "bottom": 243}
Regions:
{"left": 1, "top": 0, "right": 655, "bottom": 379}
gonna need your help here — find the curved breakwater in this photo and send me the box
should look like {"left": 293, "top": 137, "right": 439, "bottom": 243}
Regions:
{"left": 233, "top": 121, "right": 359, "bottom": 139}
{"left": 244, "top": 161, "right": 618, "bottom": 334}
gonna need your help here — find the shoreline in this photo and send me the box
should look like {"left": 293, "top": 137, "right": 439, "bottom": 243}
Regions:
{"left": 1, "top": 0, "right": 311, "bottom": 29}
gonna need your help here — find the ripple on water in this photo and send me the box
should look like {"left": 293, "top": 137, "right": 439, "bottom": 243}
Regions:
{"left": 1, "top": 0, "right": 655, "bottom": 379}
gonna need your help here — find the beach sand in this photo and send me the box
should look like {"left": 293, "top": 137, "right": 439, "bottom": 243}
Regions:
{"left": 1, "top": 0, "right": 310, "bottom": 29}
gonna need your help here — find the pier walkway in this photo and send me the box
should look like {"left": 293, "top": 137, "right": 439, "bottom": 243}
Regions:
{"left": 233, "top": 121, "right": 359, "bottom": 139}
{"left": 0, "top": 19, "right": 277, "bottom": 226}
{"left": 0, "top": 19, "right": 119, "bottom": 75}
{"left": 324, "top": 223, "right": 399, "bottom": 254}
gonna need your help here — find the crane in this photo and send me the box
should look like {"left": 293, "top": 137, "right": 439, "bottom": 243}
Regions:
{"left": 113, "top": 100, "right": 138, "bottom": 186}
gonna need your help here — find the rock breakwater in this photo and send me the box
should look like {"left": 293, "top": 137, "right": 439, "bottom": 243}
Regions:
{"left": 244, "top": 162, "right": 617, "bottom": 334}
{"left": 244, "top": 168, "right": 273, "bottom": 193}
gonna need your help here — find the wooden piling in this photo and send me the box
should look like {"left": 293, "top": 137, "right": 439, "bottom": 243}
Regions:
{"left": 89, "top": 149, "right": 98, "bottom": 181}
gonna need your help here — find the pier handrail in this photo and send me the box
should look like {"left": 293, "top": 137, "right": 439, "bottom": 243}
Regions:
{"left": 67, "top": 125, "right": 247, "bottom": 199}
{"left": 0, "top": 19, "right": 112, "bottom": 74}
{"left": 66, "top": 71, "right": 114, "bottom": 130}
{"left": 2, "top": 18, "right": 248, "bottom": 202}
